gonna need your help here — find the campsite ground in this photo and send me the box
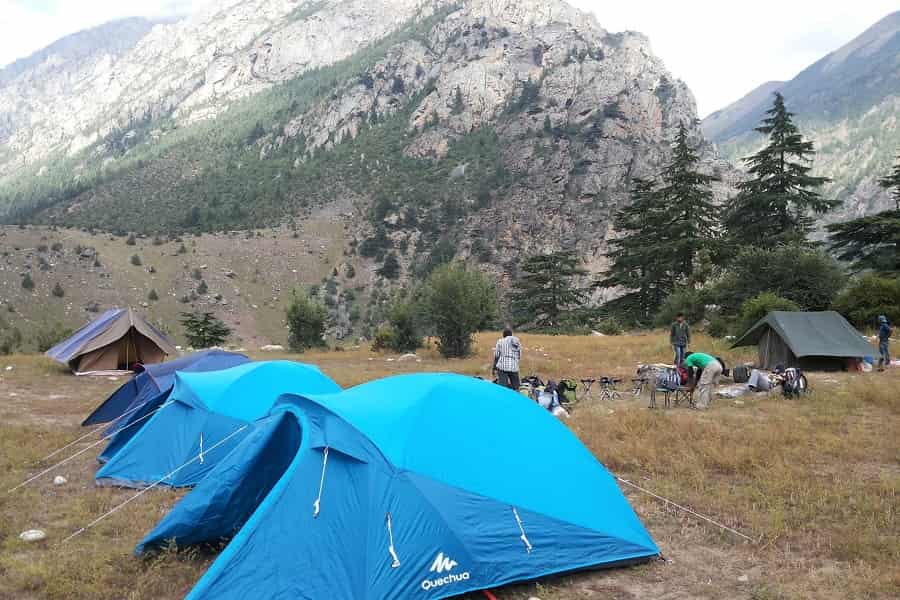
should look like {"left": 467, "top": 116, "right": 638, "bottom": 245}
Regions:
{"left": 0, "top": 332, "right": 897, "bottom": 599}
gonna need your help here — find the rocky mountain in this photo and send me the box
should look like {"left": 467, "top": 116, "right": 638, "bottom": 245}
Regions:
{"left": 0, "top": 0, "right": 731, "bottom": 329}
{"left": 702, "top": 10, "right": 900, "bottom": 219}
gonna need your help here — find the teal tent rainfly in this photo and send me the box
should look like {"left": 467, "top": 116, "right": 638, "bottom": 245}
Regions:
{"left": 95, "top": 360, "right": 341, "bottom": 488}
{"left": 136, "top": 373, "right": 659, "bottom": 599}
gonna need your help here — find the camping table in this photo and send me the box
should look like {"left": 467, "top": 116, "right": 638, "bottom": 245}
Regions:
{"left": 649, "top": 385, "right": 695, "bottom": 409}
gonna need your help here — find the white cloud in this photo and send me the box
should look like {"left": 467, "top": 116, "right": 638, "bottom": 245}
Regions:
{"left": 569, "top": 0, "right": 898, "bottom": 116}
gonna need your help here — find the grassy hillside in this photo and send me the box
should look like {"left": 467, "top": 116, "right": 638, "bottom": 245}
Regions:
{"left": 0, "top": 333, "right": 897, "bottom": 598}
{"left": 0, "top": 222, "right": 352, "bottom": 348}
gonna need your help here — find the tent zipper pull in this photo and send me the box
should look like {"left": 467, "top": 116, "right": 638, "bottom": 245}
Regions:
{"left": 386, "top": 512, "right": 400, "bottom": 568}
{"left": 313, "top": 447, "right": 328, "bottom": 518}
{"left": 512, "top": 507, "right": 532, "bottom": 553}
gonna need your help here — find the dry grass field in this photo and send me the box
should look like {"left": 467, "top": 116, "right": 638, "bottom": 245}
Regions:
{"left": 0, "top": 331, "right": 897, "bottom": 599}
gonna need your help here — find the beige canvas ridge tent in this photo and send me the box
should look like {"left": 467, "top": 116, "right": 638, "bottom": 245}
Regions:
{"left": 46, "top": 308, "right": 176, "bottom": 374}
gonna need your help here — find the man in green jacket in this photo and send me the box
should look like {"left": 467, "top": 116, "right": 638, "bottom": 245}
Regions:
{"left": 670, "top": 312, "right": 691, "bottom": 366}
{"left": 684, "top": 351, "right": 721, "bottom": 410}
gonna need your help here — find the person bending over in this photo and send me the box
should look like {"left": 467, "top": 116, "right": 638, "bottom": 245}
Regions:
{"left": 493, "top": 327, "right": 522, "bottom": 390}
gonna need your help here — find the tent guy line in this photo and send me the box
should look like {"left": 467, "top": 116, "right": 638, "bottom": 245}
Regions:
{"left": 7, "top": 400, "right": 174, "bottom": 494}
{"left": 616, "top": 477, "right": 756, "bottom": 543}
{"left": 61, "top": 424, "right": 250, "bottom": 544}
{"left": 36, "top": 399, "right": 158, "bottom": 465}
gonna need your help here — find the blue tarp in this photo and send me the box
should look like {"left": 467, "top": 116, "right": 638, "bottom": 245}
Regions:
{"left": 46, "top": 308, "right": 124, "bottom": 363}
{"left": 139, "top": 373, "right": 659, "bottom": 599}
{"left": 95, "top": 361, "right": 340, "bottom": 488}
{"left": 83, "top": 350, "right": 250, "bottom": 426}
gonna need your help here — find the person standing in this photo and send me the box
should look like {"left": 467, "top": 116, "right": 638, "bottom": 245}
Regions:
{"left": 493, "top": 327, "right": 522, "bottom": 390}
{"left": 683, "top": 351, "right": 722, "bottom": 409}
{"left": 877, "top": 315, "right": 892, "bottom": 371}
{"left": 670, "top": 312, "right": 691, "bottom": 366}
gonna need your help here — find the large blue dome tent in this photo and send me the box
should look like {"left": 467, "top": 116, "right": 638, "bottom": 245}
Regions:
{"left": 82, "top": 349, "right": 250, "bottom": 427}
{"left": 136, "top": 373, "right": 659, "bottom": 599}
{"left": 95, "top": 361, "right": 341, "bottom": 488}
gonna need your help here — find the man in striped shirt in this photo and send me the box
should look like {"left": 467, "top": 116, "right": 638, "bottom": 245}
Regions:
{"left": 493, "top": 327, "right": 522, "bottom": 390}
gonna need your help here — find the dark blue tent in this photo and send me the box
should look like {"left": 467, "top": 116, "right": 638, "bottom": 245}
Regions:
{"left": 137, "top": 374, "right": 659, "bottom": 599}
{"left": 83, "top": 350, "right": 250, "bottom": 427}
{"left": 96, "top": 361, "right": 341, "bottom": 488}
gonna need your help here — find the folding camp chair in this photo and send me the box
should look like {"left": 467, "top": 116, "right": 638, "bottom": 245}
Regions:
{"left": 598, "top": 377, "right": 622, "bottom": 402}
{"left": 580, "top": 377, "right": 596, "bottom": 397}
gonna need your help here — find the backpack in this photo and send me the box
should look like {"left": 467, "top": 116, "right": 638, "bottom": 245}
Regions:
{"left": 732, "top": 365, "right": 750, "bottom": 384}
{"left": 781, "top": 368, "right": 808, "bottom": 398}
{"left": 656, "top": 367, "right": 680, "bottom": 391}
{"left": 558, "top": 379, "right": 578, "bottom": 405}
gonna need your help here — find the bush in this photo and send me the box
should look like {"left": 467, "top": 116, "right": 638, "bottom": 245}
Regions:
{"left": 21, "top": 273, "right": 34, "bottom": 291}
{"left": 148, "top": 289, "right": 159, "bottom": 302}
{"left": 386, "top": 300, "right": 421, "bottom": 352}
{"left": 180, "top": 312, "right": 231, "bottom": 348}
{"left": 418, "top": 263, "right": 497, "bottom": 357}
{"left": 706, "top": 314, "right": 731, "bottom": 338}
{"left": 378, "top": 252, "right": 401, "bottom": 279}
{"left": 653, "top": 288, "right": 707, "bottom": 328}
{"left": 126, "top": 234, "right": 136, "bottom": 246}
{"left": 197, "top": 280, "right": 208, "bottom": 295}
{"left": 595, "top": 317, "right": 624, "bottom": 336}
{"left": 735, "top": 293, "right": 800, "bottom": 336}
{"left": 0, "top": 316, "right": 23, "bottom": 355}
{"left": 708, "top": 244, "right": 843, "bottom": 314}
{"left": 130, "top": 254, "right": 142, "bottom": 266}
{"left": 50, "top": 242, "right": 63, "bottom": 252}
{"left": 832, "top": 274, "right": 900, "bottom": 327}
{"left": 370, "top": 326, "right": 396, "bottom": 352}
{"left": 51, "top": 282, "right": 65, "bottom": 298}
{"left": 34, "top": 323, "right": 72, "bottom": 353}
{"left": 345, "top": 263, "right": 356, "bottom": 278}
{"left": 286, "top": 291, "right": 328, "bottom": 351}
{"left": 192, "top": 267, "right": 203, "bottom": 280}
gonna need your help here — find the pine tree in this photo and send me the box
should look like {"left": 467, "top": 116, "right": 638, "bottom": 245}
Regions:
{"left": 600, "top": 124, "right": 719, "bottom": 322}
{"left": 512, "top": 250, "right": 588, "bottom": 329}
{"left": 827, "top": 153, "right": 900, "bottom": 275}
{"left": 724, "top": 92, "right": 836, "bottom": 248}
{"left": 180, "top": 312, "right": 231, "bottom": 348}
{"left": 450, "top": 86, "right": 464, "bottom": 115}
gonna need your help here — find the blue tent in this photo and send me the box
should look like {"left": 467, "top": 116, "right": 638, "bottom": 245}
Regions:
{"left": 137, "top": 374, "right": 659, "bottom": 599}
{"left": 95, "top": 361, "right": 341, "bottom": 488}
{"left": 83, "top": 350, "right": 250, "bottom": 427}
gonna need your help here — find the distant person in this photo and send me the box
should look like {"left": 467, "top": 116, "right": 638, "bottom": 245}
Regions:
{"left": 493, "top": 327, "right": 522, "bottom": 390}
{"left": 877, "top": 315, "right": 892, "bottom": 372}
{"left": 537, "top": 380, "right": 569, "bottom": 419}
{"left": 683, "top": 351, "right": 722, "bottom": 410}
{"left": 670, "top": 312, "right": 691, "bottom": 366}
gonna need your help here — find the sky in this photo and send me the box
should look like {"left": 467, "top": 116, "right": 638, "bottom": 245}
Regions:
{"left": 0, "top": 0, "right": 897, "bottom": 116}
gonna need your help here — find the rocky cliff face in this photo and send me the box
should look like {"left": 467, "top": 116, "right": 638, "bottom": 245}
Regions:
{"left": 0, "top": 0, "right": 731, "bottom": 318}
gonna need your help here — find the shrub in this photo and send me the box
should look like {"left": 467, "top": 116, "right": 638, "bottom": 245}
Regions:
{"left": 706, "top": 314, "right": 731, "bottom": 338}
{"left": 33, "top": 323, "right": 73, "bottom": 353}
{"left": 50, "top": 242, "right": 63, "bottom": 252}
{"left": 370, "top": 326, "right": 396, "bottom": 352}
{"left": 130, "top": 254, "right": 142, "bottom": 266}
{"left": 192, "top": 267, "right": 203, "bottom": 280}
{"left": 345, "top": 263, "right": 356, "bottom": 278}
{"left": 418, "top": 263, "right": 497, "bottom": 357}
{"left": 378, "top": 252, "right": 401, "bottom": 279}
{"left": 197, "top": 280, "right": 208, "bottom": 295}
{"left": 148, "top": 289, "right": 159, "bottom": 302}
{"left": 832, "top": 274, "right": 900, "bottom": 327}
{"left": 126, "top": 234, "right": 136, "bottom": 246}
{"left": 653, "top": 288, "right": 707, "bottom": 328}
{"left": 0, "top": 316, "right": 23, "bottom": 355}
{"left": 181, "top": 312, "right": 230, "bottom": 348}
{"left": 595, "top": 317, "right": 624, "bottom": 336}
{"left": 286, "top": 291, "right": 328, "bottom": 351}
{"left": 177, "top": 243, "right": 188, "bottom": 254}
{"left": 735, "top": 293, "right": 800, "bottom": 337}
{"left": 21, "top": 273, "right": 34, "bottom": 291}
{"left": 387, "top": 300, "right": 421, "bottom": 352}
{"left": 51, "top": 282, "right": 65, "bottom": 298}
{"left": 709, "top": 244, "right": 843, "bottom": 314}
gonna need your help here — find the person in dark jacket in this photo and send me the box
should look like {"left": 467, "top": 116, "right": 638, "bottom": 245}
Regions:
{"left": 878, "top": 315, "right": 892, "bottom": 371}
{"left": 670, "top": 313, "right": 691, "bottom": 366}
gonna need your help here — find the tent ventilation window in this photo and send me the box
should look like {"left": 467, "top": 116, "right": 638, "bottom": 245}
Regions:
{"left": 386, "top": 512, "right": 401, "bottom": 568}
{"left": 313, "top": 447, "right": 329, "bottom": 518}
{"left": 513, "top": 507, "right": 532, "bottom": 553}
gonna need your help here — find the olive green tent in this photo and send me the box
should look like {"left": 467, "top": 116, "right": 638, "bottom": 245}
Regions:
{"left": 731, "top": 311, "right": 876, "bottom": 370}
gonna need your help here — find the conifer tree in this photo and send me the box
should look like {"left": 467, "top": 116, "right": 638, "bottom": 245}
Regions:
{"left": 512, "top": 250, "right": 588, "bottom": 329}
{"left": 600, "top": 123, "right": 719, "bottom": 322}
{"left": 827, "top": 152, "right": 900, "bottom": 275}
{"left": 724, "top": 92, "right": 836, "bottom": 248}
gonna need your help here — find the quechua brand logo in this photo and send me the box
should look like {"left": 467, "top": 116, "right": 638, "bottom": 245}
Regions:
{"left": 420, "top": 552, "right": 470, "bottom": 591}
